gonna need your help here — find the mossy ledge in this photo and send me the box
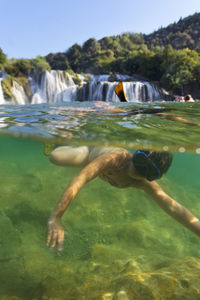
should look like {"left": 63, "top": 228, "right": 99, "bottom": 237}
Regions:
{"left": 1, "top": 75, "right": 32, "bottom": 102}
{"left": 1, "top": 76, "right": 13, "bottom": 100}
{"left": 72, "top": 74, "right": 82, "bottom": 86}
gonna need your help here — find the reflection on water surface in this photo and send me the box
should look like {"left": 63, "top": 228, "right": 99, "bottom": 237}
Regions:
{"left": 0, "top": 102, "right": 200, "bottom": 152}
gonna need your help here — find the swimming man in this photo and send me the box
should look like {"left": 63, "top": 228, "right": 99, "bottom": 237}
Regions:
{"left": 46, "top": 146, "right": 200, "bottom": 251}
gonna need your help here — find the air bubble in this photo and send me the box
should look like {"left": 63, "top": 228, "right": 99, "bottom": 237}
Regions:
{"left": 196, "top": 148, "right": 200, "bottom": 154}
{"left": 163, "top": 145, "right": 169, "bottom": 151}
{"left": 179, "top": 147, "right": 185, "bottom": 153}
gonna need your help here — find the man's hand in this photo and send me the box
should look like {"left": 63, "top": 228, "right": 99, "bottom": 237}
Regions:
{"left": 46, "top": 217, "right": 64, "bottom": 251}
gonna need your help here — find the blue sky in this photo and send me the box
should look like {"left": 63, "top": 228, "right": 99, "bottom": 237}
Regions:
{"left": 1, "top": 0, "right": 199, "bottom": 59}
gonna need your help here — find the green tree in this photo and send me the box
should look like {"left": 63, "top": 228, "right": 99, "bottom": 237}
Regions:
{"left": 0, "top": 48, "right": 6, "bottom": 67}
{"left": 82, "top": 38, "right": 101, "bottom": 56}
{"left": 120, "top": 34, "right": 135, "bottom": 50}
{"left": 33, "top": 56, "right": 51, "bottom": 72}
{"left": 45, "top": 53, "right": 69, "bottom": 70}
{"left": 161, "top": 48, "right": 200, "bottom": 93}
{"left": 170, "top": 32, "right": 194, "bottom": 49}
{"left": 99, "top": 36, "right": 122, "bottom": 56}
{"left": 99, "top": 37, "right": 115, "bottom": 50}
{"left": 5, "top": 59, "right": 33, "bottom": 76}
{"left": 66, "top": 43, "right": 82, "bottom": 72}
{"left": 129, "top": 33, "right": 144, "bottom": 45}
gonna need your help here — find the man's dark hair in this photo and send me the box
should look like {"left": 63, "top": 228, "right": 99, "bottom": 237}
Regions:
{"left": 146, "top": 151, "right": 173, "bottom": 175}
{"left": 133, "top": 150, "right": 173, "bottom": 180}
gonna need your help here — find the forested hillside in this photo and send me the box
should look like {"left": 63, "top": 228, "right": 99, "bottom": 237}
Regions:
{"left": 1, "top": 12, "right": 200, "bottom": 97}
{"left": 144, "top": 12, "right": 200, "bottom": 50}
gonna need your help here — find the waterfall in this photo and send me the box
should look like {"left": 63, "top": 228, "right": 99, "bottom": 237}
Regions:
{"left": 85, "top": 81, "right": 119, "bottom": 102}
{"left": 79, "top": 75, "right": 163, "bottom": 102}
{"left": 144, "top": 81, "right": 161, "bottom": 101}
{"left": 30, "top": 70, "right": 78, "bottom": 104}
{"left": 0, "top": 70, "right": 167, "bottom": 104}
{"left": 0, "top": 79, "right": 5, "bottom": 104}
{"left": 78, "top": 74, "right": 124, "bottom": 102}
{"left": 77, "top": 81, "right": 118, "bottom": 102}
{"left": 122, "top": 81, "right": 161, "bottom": 102}
{"left": 11, "top": 81, "right": 29, "bottom": 105}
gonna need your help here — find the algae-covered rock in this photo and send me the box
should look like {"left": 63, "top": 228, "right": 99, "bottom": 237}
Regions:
{"left": 108, "top": 74, "right": 118, "bottom": 82}
{"left": 103, "top": 218, "right": 157, "bottom": 252}
{"left": 90, "top": 243, "right": 129, "bottom": 264}
{"left": 20, "top": 173, "right": 43, "bottom": 193}
{"left": 30, "top": 276, "right": 64, "bottom": 299}
{"left": 1, "top": 76, "right": 13, "bottom": 100}
{"left": 114, "top": 291, "right": 129, "bottom": 300}
{"left": 102, "top": 292, "right": 114, "bottom": 300}
{"left": 0, "top": 211, "right": 26, "bottom": 298}
{"left": 0, "top": 211, "right": 22, "bottom": 260}
{"left": 73, "top": 74, "right": 82, "bottom": 86}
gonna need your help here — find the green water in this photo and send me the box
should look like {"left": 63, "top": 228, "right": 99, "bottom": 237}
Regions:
{"left": 0, "top": 102, "right": 200, "bottom": 299}
{"left": 0, "top": 135, "right": 200, "bottom": 299}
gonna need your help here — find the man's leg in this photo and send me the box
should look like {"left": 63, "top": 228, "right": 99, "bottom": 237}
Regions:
{"left": 49, "top": 146, "right": 90, "bottom": 167}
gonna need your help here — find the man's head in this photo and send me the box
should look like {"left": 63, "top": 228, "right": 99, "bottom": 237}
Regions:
{"left": 132, "top": 150, "right": 173, "bottom": 181}
{"left": 184, "top": 95, "right": 191, "bottom": 102}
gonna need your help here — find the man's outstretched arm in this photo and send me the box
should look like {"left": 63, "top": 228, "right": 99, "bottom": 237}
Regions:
{"left": 143, "top": 181, "right": 200, "bottom": 237}
{"left": 47, "top": 150, "right": 129, "bottom": 250}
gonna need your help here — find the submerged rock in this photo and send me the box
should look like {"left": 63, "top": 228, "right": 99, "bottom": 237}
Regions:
{"left": 0, "top": 211, "right": 21, "bottom": 260}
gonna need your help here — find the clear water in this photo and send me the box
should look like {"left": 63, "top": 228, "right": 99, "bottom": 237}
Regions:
{"left": 0, "top": 102, "right": 200, "bottom": 299}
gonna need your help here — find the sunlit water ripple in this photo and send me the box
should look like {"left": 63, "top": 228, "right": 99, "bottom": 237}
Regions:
{"left": 0, "top": 101, "right": 200, "bottom": 152}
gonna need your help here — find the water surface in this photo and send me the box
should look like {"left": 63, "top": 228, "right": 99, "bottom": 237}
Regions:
{"left": 0, "top": 101, "right": 200, "bottom": 151}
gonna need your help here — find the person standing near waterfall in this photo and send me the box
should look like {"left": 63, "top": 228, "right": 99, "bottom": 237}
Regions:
{"left": 46, "top": 145, "right": 200, "bottom": 251}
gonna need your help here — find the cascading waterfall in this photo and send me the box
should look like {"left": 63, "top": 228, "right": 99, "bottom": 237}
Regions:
{"left": 83, "top": 80, "right": 119, "bottom": 102}
{"left": 0, "top": 79, "right": 5, "bottom": 105}
{"left": 0, "top": 71, "right": 167, "bottom": 104}
{"left": 11, "top": 81, "right": 29, "bottom": 105}
{"left": 79, "top": 75, "right": 163, "bottom": 102}
{"left": 123, "top": 81, "right": 161, "bottom": 102}
{"left": 144, "top": 81, "right": 161, "bottom": 101}
{"left": 30, "top": 70, "right": 78, "bottom": 104}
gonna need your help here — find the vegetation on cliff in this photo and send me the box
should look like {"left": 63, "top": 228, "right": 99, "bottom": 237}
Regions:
{"left": 4, "top": 56, "right": 50, "bottom": 77}
{"left": 0, "top": 56, "right": 50, "bottom": 101}
{"left": 0, "top": 48, "right": 6, "bottom": 68}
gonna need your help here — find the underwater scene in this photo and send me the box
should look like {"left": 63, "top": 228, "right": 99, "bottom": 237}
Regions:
{"left": 0, "top": 101, "right": 200, "bottom": 300}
